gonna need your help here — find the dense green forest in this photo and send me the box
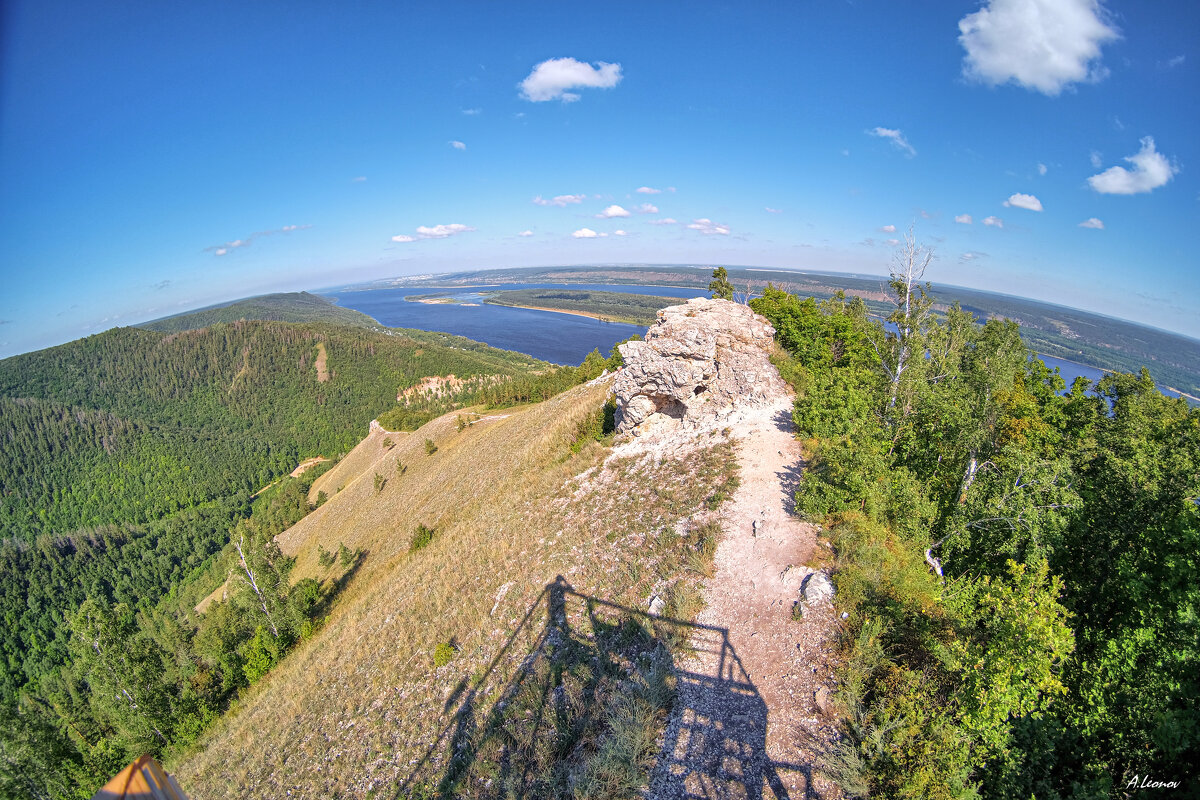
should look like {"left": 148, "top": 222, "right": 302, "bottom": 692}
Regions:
{"left": 481, "top": 288, "right": 686, "bottom": 325}
{"left": 0, "top": 320, "right": 549, "bottom": 797}
{"left": 0, "top": 321, "right": 541, "bottom": 541}
{"left": 137, "top": 291, "right": 378, "bottom": 332}
{"left": 749, "top": 254, "right": 1198, "bottom": 797}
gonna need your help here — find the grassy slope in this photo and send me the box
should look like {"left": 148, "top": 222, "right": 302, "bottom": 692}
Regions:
{"left": 483, "top": 289, "right": 687, "bottom": 326}
{"left": 139, "top": 291, "right": 379, "bottom": 332}
{"left": 173, "top": 380, "right": 739, "bottom": 797}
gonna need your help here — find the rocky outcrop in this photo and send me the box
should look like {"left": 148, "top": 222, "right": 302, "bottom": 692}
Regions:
{"left": 613, "top": 298, "right": 786, "bottom": 435}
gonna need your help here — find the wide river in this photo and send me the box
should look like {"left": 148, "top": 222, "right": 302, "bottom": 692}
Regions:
{"left": 324, "top": 283, "right": 1190, "bottom": 403}
{"left": 323, "top": 283, "right": 706, "bottom": 364}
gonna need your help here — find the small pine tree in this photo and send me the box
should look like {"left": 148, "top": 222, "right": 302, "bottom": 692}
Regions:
{"left": 424, "top": 438, "right": 438, "bottom": 455}
{"left": 396, "top": 460, "right": 407, "bottom": 476}
{"left": 374, "top": 472, "right": 385, "bottom": 493}
{"left": 709, "top": 267, "right": 735, "bottom": 301}
{"left": 317, "top": 545, "right": 335, "bottom": 567}
{"left": 456, "top": 415, "right": 467, "bottom": 432}
{"left": 338, "top": 542, "right": 355, "bottom": 567}
{"left": 315, "top": 490, "right": 328, "bottom": 507}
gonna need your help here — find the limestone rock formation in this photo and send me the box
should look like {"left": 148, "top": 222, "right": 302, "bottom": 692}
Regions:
{"left": 613, "top": 297, "right": 786, "bottom": 435}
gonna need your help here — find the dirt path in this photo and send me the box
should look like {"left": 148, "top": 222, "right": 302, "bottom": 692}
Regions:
{"left": 314, "top": 341, "right": 329, "bottom": 382}
{"left": 650, "top": 397, "right": 841, "bottom": 799}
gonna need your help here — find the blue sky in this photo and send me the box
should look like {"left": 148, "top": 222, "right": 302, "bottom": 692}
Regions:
{"left": 1, "top": 0, "right": 1197, "bottom": 358}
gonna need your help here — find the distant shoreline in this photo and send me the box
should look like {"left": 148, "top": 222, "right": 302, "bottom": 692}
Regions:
{"left": 490, "top": 302, "right": 619, "bottom": 323}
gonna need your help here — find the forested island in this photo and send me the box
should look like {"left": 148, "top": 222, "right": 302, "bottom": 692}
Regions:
{"left": 482, "top": 288, "right": 687, "bottom": 325}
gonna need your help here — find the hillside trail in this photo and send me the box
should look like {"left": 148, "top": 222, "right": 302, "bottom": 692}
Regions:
{"left": 649, "top": 396, "right": 841, "bottom": 800}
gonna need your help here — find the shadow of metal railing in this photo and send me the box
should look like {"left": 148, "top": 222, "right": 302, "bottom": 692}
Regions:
{"left": 393, "top": 575, "right": 813, "bottom": 799}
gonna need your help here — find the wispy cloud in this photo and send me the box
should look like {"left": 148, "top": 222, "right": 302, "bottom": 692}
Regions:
{"left": 879, "top": 224, "right": 896, "bottom": 233}
{"left": 596, "top": 204, "right": 631, "bottom": 219}
{"left": 572, "top": 227, "right": 604, "bottom": 238}
{"left": 635, "top": 203, "right": 658, "bottom": 214}
{"left": 636, "top": 186, "right": 662, "bottom": 194}
{"left": 519, "top": 57, "right": 622, "bottom": 102}
{"left": 206, "top": 224, "right": 311, "bottom": 256}
{"left": 1090, "top": 150, "right": 1103, "bottom": 168}
{"left": 1078, "top": 217, "right": 1105, "bottom": 229}
{"left": 1038, "top": 162, "right": 1048, "bottom": 176}
{"left": 687, "top": 218, "right": 730, "bottom": 235}
{"left": 613, "top": 229, "right": 628, "bottom": 236}
{"left": 1087, "top": 137, "right": 1178, "bottom": 194}
{"left": 867, "top": 127, "right": 916, "bottom": 157}
{"left": 982, "top": 215, "right": 1004, "bottom": 228}
{"left": 1003, "top": 192, "right": 1044, "bottom": 211}
{"left": 960, "top": 251, "right": 988, "bottom": 263}
{"left": 150, "top": 280, "right": 172, "bottom": 291}
{"left": 1159, "top": 54, "right": 1186, "bottom": 70}
{"left": 461, "top": 107, "right": 482, "bottom": 115}
{"left": 765, "top": 207, "right": 782, "bottom": 214}
{"left": 517, "top": 230, "right": 534, "bottom": 237}
{"left": 533, "top": 194, "right": 586, "bottom": 207}
{"left": 391, "top": 223, "right": 475, "bottom": 243}
{"left": 955, "top": 214, "right": 973, "bottom": 224}
{"left": 649, "top": 218, "right": 678, "bottom": 225}
{"left": 352, "top": 176, "right": 367, "bottom": 182}
{"left": 958, "top": 0, "right": 1119, "bottom": 95}
{"left": 449, "top": 140, "right": 466, "bottom": 150}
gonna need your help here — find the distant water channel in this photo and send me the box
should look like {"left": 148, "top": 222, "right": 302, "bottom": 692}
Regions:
{"left": 323, "top": 283, "right": 706, "bottom": 365}
{"left": 323, "top": 284, "right": 1191, "bottom": 403}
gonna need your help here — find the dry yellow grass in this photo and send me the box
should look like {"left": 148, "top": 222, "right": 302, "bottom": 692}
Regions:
{"left": 171, "top": 378, "right": 738, "bottom": 798}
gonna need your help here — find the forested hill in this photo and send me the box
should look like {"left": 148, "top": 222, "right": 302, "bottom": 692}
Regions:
{"left": 138, "top": 291, "right": 378, "bottom": 332}
{"left": 0, "top": 320, "right": 542, "bottom": 541}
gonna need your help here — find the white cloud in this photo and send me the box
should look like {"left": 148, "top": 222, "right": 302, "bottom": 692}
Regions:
{"left": 885, "top": 238, "right": 900, "bottom": 246}
{"left": 613, "top": 230, "right": 628, "bottom": 236}
{"left": 649, "top": 218, "right": 678, "bottom": 225}
{"left": 958, "top": 0, "right": 1119, "bottom": 95}
{"left": 415, "top": 223, "right": 474, "bottom": 238}
{"left": 596, "top": 204, "right": 631, "bottom": 219}
{"left": 1090, "top": 150, "right": 1103, "bottom": 168}
{"left": 392, "top": 223, "right": 475, "bottom": 243}
{"left": 983, "top": 215, "right": 1004, "bottom": 228}
{"left": 1160, "top": 54, "right": 1186, "bottom": 69}
{"left": 955, "top": 214, "right": 973, "bottom": 224}
{"left": 519, "top": 57, "right": 622, "bottom": 102}
{"left": 533, "top": 194, "right": 586, "bottom": 207}
{"left": 1078, "top": 217, "right": 1105, "bottom": 229}
{"left": 205, "top": 224, "right": 310, "bottom": 256}
{"left": 572, "top": 227, "right": 603, "bottom": 238}
{"left": 461, "top": 108, "right": 482, "bottom": 115}
{"left": 517, "top": 230, "right": 534, "bottom": 237}
{"left": 1087, "top": 136, "right": 1178, "bottom": 194}
{"left": 687, "top": 218, "right": 730, "bottom": 235}
{"left": 1038, "top": 162, "right": 1048, "bottom": 175}
{"left": 1003, "top": 192, "right": 1044, "bottom": 211}
{"left": 352, "top": 176, "right": 367, "bottom": 182}
{"left": 636, "top": 186, "right": 662, "bottom": 194}
{"left": 635, "top": 203, "right": 658, "bottom": 214}
{"left": 867, "top": 127, "right": 916, "bottom": 157}
{"left": 765, "top": 207, "right": 782, "bottom": 214}
{"left": 879, "top": 224, "right": 896, "bottom": 233}
{"left": 960, "top": 251, "right": 988, "bottom": 263}
{"left": 449, "top": 140, "right": 466, "bottom": 150}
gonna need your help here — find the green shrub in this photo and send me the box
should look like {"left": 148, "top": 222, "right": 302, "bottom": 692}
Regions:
{"left": 410, "top": 524, "right": 435, "bottom": 552}
{"left": 424, "top": 438, "right": 438, "bottom": 455}
{"left": 337, "top": 541, "right": 356, "bottom": 567}
{"left": 432, "top": 641, "right": 456, "bottom": 668}
{"left": 317, "top": 545, "right": 335, "bottom": 568}
{"left": 373, "top": 472, "right": 385, "bottom": 493}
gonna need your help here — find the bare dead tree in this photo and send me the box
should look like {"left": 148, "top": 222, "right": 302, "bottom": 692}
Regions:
{"left": 233, "top": 533, "right": 280, "bottom": 638}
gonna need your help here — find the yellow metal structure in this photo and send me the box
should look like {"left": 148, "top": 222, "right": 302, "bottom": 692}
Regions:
{"left": 90, "top": 755, "right": 189, "bottom": 800}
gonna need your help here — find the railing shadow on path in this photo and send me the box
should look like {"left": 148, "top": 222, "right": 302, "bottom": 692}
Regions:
{"left": 391, "top": 576, "right": 818, "bottom": 800}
